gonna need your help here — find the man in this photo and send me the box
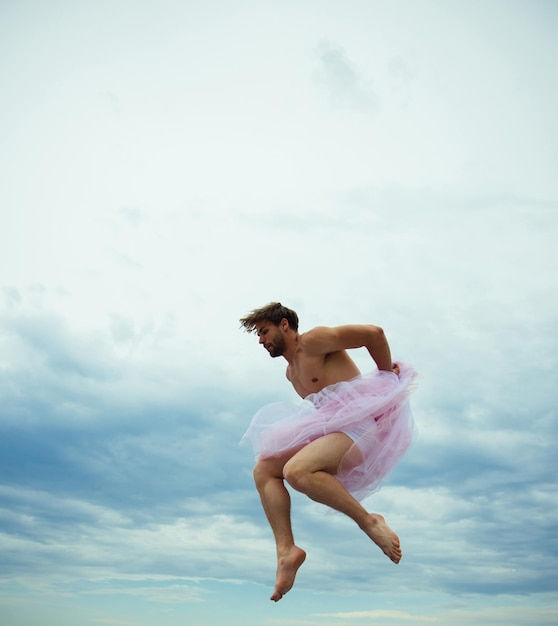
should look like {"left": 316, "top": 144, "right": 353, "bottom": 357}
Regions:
{"left": 239, "top": 302, "right": 416, "bottom": 602}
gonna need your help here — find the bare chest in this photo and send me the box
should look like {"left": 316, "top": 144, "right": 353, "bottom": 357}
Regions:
{"left": 287, "top": 350, "right": 360, "bottom": 398}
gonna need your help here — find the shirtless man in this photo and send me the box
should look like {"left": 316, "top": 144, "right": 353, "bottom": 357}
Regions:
{"left": 240, "top": 302, "right": 414, "bottom": 602}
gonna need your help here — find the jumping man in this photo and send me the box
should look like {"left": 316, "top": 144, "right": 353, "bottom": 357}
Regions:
{"left": 239, "top": 302, "right": 416, "bottom": 602}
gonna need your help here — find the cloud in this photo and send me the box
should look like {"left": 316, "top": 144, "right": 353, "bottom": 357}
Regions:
{"left": 85, "top": 583, "right": 205, "bottom": 604}
{"left": 0, "top": 2, "right": 557, "bottom": 623}
{"left": 313, "top": 39, "right": 378, "bottom": 112}
{"left": 315, "top": 603, "right": 558, "bottom": 625}
{"left": 1, "top": 188, "right": 556, "bottom": 603}
{"left": 0, "top": 481, "right": 271, "bottom": 583}
{"left": 315, "top": 609, "right": 436, "bottom": 621}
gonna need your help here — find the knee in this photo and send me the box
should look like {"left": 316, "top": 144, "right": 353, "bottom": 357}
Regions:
{"left": 252, "top": 461, "right": 267, "bottom": 490}
{"left": 282, "top": 459, "right": 310, "bottom": 492}
{"left": 253, "top": 459, "right": 278, "bottom": 491}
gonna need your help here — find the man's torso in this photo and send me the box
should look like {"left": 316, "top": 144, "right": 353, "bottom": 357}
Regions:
{"left": 286, "top": 334, "right": 361, "bottom": 398}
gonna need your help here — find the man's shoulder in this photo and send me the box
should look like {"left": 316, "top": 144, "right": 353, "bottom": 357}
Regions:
{"left": 300, "top": 325, "right": 334, "bottom": 342}
{"left": 299, "top": 326, "right": 339, "bottom": 355}
{"left": 301, "top": 324, "right": 379, "bottom": 354}
{"left": 302, "top": 325, "right": 332, "bottom": 337}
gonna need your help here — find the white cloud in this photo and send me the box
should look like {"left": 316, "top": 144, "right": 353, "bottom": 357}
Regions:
{"left": 315, "top": 609, "right": 436, "bottom": 621}
{"left": 313, "top": 39, "right": 378, "bottom": 112}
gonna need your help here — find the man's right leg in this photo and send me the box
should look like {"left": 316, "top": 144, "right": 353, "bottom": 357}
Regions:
{"left": 282, "top": 433, "right": 402, "bottom": 564}
{"left": 253, "top": 453, "right": 306, "bottom": 602}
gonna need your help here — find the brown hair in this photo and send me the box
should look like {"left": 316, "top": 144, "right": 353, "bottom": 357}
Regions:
{"left": 239, "top": 302, "right": 299, "bottom": 333}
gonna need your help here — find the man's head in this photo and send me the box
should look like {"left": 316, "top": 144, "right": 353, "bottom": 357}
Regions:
{"left": 239, "top": 302, "right": 299, "bottom": 358}
{"left": 239, "top": 302, "right": 299, "bottom": 334}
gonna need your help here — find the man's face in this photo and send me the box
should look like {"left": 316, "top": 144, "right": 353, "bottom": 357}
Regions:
{"left": 256, "top": 320, "right": 286, "bottom": 358}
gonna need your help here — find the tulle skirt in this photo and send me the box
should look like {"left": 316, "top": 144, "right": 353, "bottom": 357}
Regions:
{"left": 240, "top": 362, "right": 417, "bottom": 502}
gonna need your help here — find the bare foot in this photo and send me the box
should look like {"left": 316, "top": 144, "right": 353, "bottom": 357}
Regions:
{"left": 270, "top": 546, "right": 306, "bottom": 602}
{"left": 361, "top": 513, "right": 402, "bottom": 564}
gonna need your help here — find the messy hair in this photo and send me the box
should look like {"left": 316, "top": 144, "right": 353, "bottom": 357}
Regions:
{"left": 239, "top": 302, "right": 299, "bottom": 333}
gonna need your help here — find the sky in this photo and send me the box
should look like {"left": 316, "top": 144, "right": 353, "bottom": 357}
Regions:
{"left": 0, "top": 0, "right": 557, "bottom": 625}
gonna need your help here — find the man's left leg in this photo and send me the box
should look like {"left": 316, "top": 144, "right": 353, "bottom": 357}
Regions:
{"left": 253, "top": 452, "right": 307, "bottom": 601}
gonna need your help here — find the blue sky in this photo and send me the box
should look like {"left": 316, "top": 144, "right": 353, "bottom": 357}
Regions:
{"left": 1, "top": 1, "right": 557, "bottom": 625}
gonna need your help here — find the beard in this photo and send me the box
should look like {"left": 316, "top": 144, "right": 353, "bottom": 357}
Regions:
{"left": 267, "top": 333, "right": 286, "bottom": 357}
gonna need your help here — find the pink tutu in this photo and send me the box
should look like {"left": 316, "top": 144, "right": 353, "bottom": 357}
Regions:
{"left": 240, "top": 362, "right": 417, "bottom": 502}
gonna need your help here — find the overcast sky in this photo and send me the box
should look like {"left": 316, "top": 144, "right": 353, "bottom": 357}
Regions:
{"left": 1, "top": 1, "right": 557, "bottom": 625}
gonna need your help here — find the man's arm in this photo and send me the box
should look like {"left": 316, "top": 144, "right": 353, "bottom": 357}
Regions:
{"left": 303, "top": 325, "right": 394, "bottom": 371}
